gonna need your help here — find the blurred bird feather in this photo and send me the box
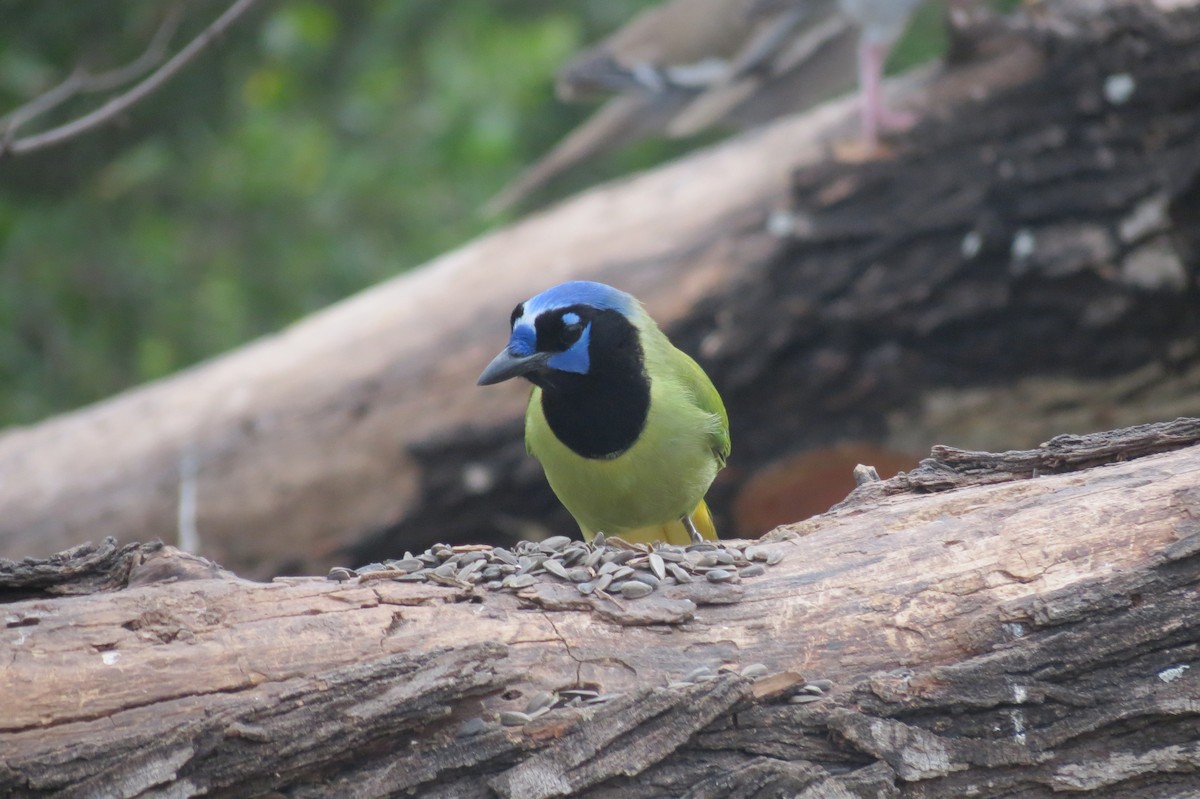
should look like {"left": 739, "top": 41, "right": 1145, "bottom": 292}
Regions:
{"left": 485, "top": 0, "right": 864, "bottom": 215}
{"left": 486, "top": 0, "right": 943, "bottom": 216}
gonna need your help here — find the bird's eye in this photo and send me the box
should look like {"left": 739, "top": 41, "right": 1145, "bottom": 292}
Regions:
{"left": 560, "top": 312, "right": 584, "bottom": 342}
{"left": 510, "top": 303, "right": 524, "bottom": 329}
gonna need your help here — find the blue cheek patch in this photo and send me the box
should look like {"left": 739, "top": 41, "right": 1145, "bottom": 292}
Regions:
{"left": 509, "top": 323, "right": 536, "bottom": 356}
{"left": 546, "top": 323, "right": 591, "bottom": 374}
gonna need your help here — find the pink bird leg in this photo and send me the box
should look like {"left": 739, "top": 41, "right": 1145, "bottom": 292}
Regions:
{"left": 857, "top": 37, "right": 917, "bottom": 148}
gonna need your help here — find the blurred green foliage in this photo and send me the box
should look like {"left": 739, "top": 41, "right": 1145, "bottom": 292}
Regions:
{"left": 0, "top": 0, "right": 945, "bottom": 427}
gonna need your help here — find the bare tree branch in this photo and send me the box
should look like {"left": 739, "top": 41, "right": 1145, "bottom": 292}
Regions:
{"left": 81, "top": 5, "right": 188, "bottom": 94}
{"left": 0, "top": 0, "right": 265, "bottom": 158}
{"left": 0, "top": 4, "right": 186, "bottom": 135}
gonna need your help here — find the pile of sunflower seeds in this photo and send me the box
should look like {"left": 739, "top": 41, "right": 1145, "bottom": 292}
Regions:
{"left": 330, "top": 533, "right": 785, "bottom": 600}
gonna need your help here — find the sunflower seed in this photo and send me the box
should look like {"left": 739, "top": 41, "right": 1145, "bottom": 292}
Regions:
{"left": 559, "top": 547, "right": 587, "bottom": 565}
{"left": 630, "top": 572, "right": 660, "bottom": 588}
{"left": 592, "top": 532, "right": 606, "bottom": 548}
{"left": 808, "top": 679, "right": 834, "bottom": 692}
{"left": 687, "top": 666, "right": 717, "bottom": 681}
{"left": 327, "top": 567, "right": 356, "bottom": 582}
{"left": 740, "top": 663, "right": 769, "bottom": 680}
{"left": 766, "top": 549, "right": 784, "bottom": 566}
{"left": 458, "top": 559, "right": 486, "bottom": 581}
{"left": 525, "top": 691, "right": 557, "bottom": 714}
{"left": 396, "top": 572, "right": 430, "bottom": 582}
{"left": 560, "top": 688, "right": 599, "bottom": 699}
{"left": 668, "top": 564, "right": 693, "bottom": 583}
{"left": 577, "top": 581, "right": 596, "bottom": 595}
{"left": 715, "top": 550, "right": 735, "bottom": 566}
{"left": 620, "top": 581, "right": 654, "bottom": 599}
{"left": 739, "top": 564, "right": 766, "bottom": 578}
{"left": 598, "top": 561, "right": 619, "bottom": 576}
{"left": 500, "top": 710, "right": 531, "bottom": 726}
{"left": 543, "top": 559, "right": 570, "bottom": 580}
{"left": 492, "top": 548, "right": 518, "bottom": 566}
{"left": 433, "top": 563, "right": 458, "bottom": 578}
{"left": 587, "top": 693, "right": 622, "bottom": 704}
{"left": 554, "top": 568, "right": 583, "bottom": 583}
{"left": 612, "top": 565, "right": 635, "bottom": 581}
{"left": 707, "top": 568, "right": 735, "bottom": 583}
{"left": 648, "top": 553, "right": 667, "bottom": 580}
{"left": 505, "top": 574, "right": 535, "bottom": 589}
{"left": 788, "top": 694, "right": 823, "bottom": 704}
{"left": 610, "top": 550, "right": 638, "bottom": 565}
{"left": 540, "top": 535, "right": 573, "bottom": 552}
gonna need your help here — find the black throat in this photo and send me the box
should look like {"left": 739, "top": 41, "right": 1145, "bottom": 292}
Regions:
{"left": 532, "top": 310, "right": 650, "bottom": 459}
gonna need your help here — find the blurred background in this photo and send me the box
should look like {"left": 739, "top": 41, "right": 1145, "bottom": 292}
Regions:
{"left": 0, "top": 0, "right": 948, "bottom": 427}
{"left": 3, "top": 0, "right": 1196, "bottom": 577}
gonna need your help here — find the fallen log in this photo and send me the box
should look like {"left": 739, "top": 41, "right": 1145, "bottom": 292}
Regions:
{"left": 2, "top": 418, "right": 1198, "bottom": 797}
{"left": 1, "top": 0, "right": 1198, "bottom": 578}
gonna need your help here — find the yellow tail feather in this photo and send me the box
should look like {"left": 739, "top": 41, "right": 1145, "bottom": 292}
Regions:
{"left": 581, "top": 499, "right": 718, "bottom": 546}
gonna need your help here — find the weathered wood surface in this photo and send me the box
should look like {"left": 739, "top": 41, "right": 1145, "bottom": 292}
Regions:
{"left": 2, "top": 419, "right": 1198, "bottom": 797}
{"left": 2, "top": 0, "right": 1197, "bottom": 578}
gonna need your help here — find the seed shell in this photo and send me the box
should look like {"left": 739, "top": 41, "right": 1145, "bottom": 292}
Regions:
{"left": 500, "top": 710, "right": 532, "bottom": 726}
{"left": 620, "top": 581, "right": 654, "bottom": 598}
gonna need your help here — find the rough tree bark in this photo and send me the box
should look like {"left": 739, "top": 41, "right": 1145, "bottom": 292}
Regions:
{"left": 2, "top": 418, "right": 1198, "bottom": 798}
{"left": 1, "top": 0, "right": 1198, "bottom": 578}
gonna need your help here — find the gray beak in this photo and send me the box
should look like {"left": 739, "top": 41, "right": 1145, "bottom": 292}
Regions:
{"left": 477, "top": 349, "right": 547, "bottom": 386}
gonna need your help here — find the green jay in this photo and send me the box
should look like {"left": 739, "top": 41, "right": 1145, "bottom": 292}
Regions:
{"left": 478, "top": 281, "right": 730, "bottom": 545}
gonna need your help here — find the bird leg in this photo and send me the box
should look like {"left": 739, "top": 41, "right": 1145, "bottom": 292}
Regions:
{"left": 857, "top": 38, "right": 916, "bottom": 149}
{"left": 681, "top": 513, "right": 704, "bottom": 544}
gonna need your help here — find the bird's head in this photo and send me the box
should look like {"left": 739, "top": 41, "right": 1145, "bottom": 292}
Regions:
{"left": 477, "top": 281, "right": 641, "bottom": 390}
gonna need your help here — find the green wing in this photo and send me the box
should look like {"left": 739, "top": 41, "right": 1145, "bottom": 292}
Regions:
{"left": 672, "top": 348, "right": 731, "bottom": 467}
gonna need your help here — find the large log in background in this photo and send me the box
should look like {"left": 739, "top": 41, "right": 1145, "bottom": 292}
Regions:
{"left": 2, "top": 419, "right": 1199, "bottom": 797}
{"left": 1, "top": 0, "right": 1199, "bottom": 579}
